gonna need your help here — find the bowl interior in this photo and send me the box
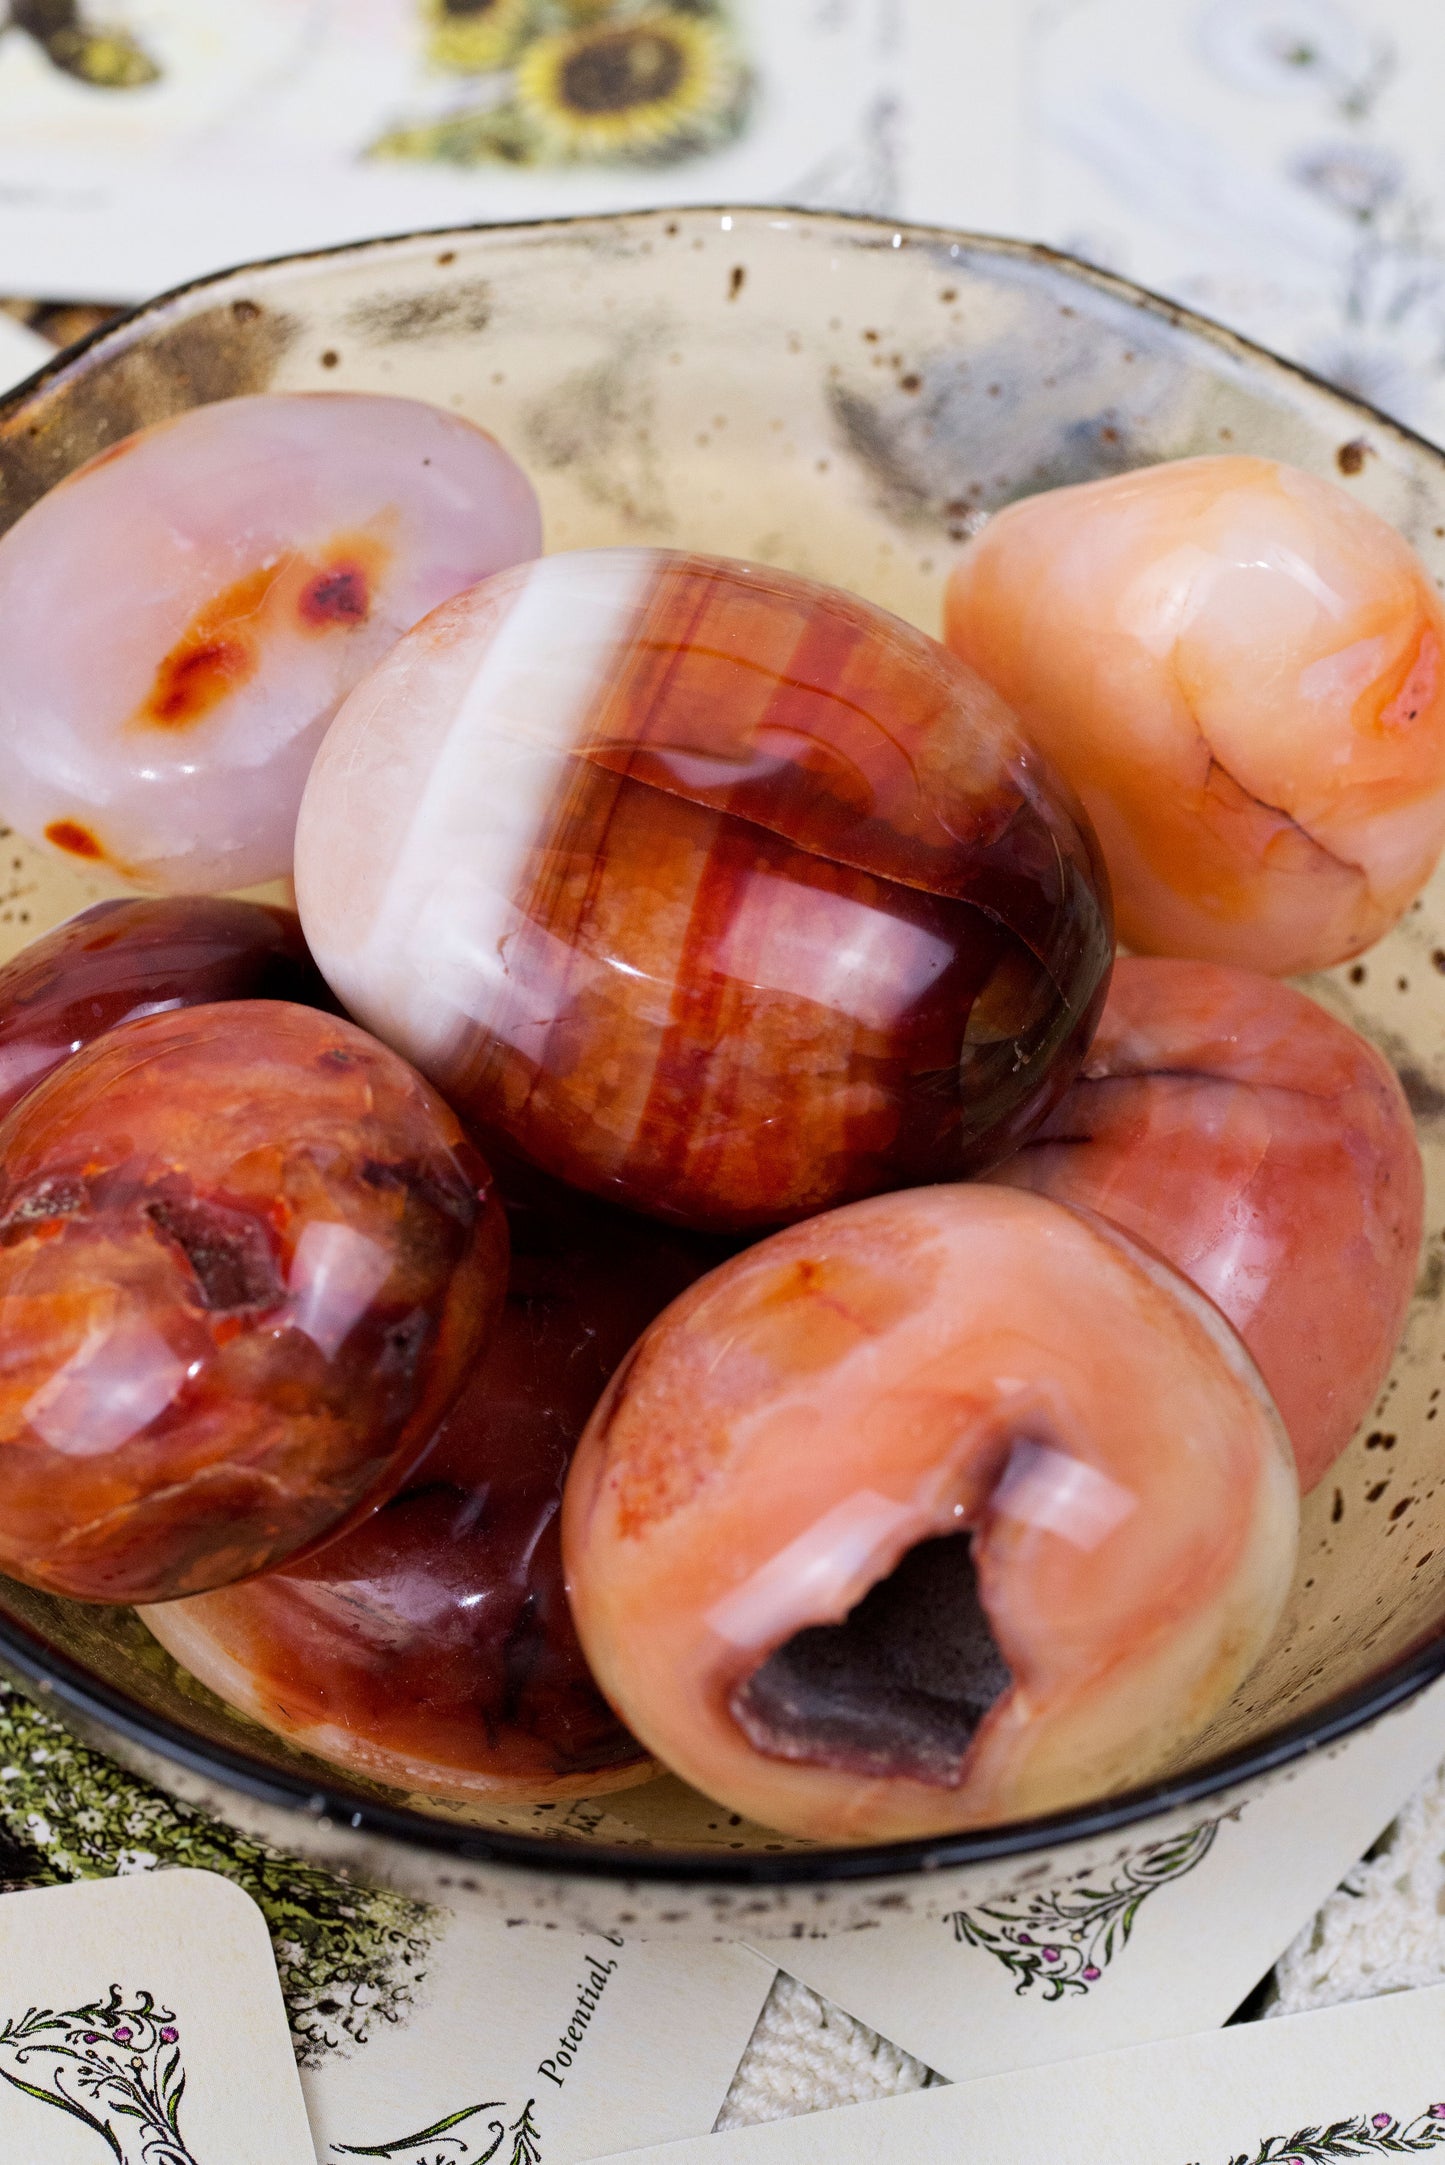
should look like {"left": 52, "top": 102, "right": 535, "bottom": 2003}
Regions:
{"left": 0, "top": 206, "right": 1444, "bottom": 1873}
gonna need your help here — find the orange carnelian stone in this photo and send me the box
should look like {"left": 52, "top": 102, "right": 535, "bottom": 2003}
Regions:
{"left": 945, "top": 456, "right": 1445, "bottom": 973}
{"left": 564, "top": 1185, "right": 1296, "bottom": 1842}
{"left": 144, "top": 1162, "right": 729, "bottom": 1802}
{"left": 0, "top": 1000, "right": 505, "bottom": 1604}
{"left": 995, "top": 958, "right": 1424, "bottom": 1490}
{"left": 298, "top": 549, "right": 1113, "bottom": 1232}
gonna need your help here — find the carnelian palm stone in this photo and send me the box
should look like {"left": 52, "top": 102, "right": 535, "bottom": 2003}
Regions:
{"left": 142, "top": 1163, "right": 727, "bottom": 1802}
{"left": 0, "top": 895, "right": 336, "bottom": 1127}
{"left": 297, "top": 549, "right": 1114, "bottom": 1232}
{"left": 0, "top": 1000, "right": 506, "bottom": 1605}
{"left": 0, "top": 393, "right": 542, "bottom": 891}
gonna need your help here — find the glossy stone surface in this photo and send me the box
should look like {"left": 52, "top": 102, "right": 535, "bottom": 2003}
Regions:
{"left": 563, "top": 1184, "right": 1297, "bottom": 1842}
{"left": 296, "top": 548, "right": 1113, "bottom": 1232}
{"left": 0, "top": 1000, "right": 506, "bottom": 1605}
{"left": 0, "top": 896, "right": 335, "bottom": 1127}
{"left": 944, "top": 456, "right": 1445, "bottom": 973}
{"left": 143, "top": 1165, "right": 728, "bottom": 1801}
{"left": 0, "top": 393, "right": 542, "bottom": 893}
{"left": 2, "top": 206, "right": 1445, "bottom": 1928}
{"left": 994, "top": 959, "right": 1424, "bottom": 1492}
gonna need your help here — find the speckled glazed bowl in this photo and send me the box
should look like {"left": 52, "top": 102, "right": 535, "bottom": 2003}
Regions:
{"left": 0, "top": 206, "right": 1444, "bottom": 1939}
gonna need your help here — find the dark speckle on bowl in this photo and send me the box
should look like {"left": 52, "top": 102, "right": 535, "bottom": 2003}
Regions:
{"left": 342, "top": 279, "right": 494, "bottom": 343}
{"left": 523, "top": 324, "right": 673, "bottom": 533}
{"left": 1398, "top": 1065, "right": 1445, "bottom": 1122}
{"left": 0, "top": 299, "right": 298, "bottom": 530}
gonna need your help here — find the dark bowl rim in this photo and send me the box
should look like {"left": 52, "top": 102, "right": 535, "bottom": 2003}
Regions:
{"left": 4, "top": 1605, "right": 1444, "bottom": 1888}
{"left": 2, "top": 200, "right": 1444, "bottom": 1891}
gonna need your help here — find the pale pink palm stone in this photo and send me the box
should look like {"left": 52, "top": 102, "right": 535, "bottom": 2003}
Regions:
{"left": 0, "top": 392, "right": 541, "bottom": 891}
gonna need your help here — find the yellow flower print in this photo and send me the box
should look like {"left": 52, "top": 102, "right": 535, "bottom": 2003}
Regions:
{"left": 513, "top": 9, "right": 745, "bottom": 161}
{"left": 425, "top": 0, "right": 534, "bottom": 76}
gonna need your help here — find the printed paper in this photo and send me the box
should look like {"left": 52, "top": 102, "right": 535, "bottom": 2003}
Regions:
{"left": 0, "top": 1868, "right": 316, "bottom": 2164}
{"left": 763, "top": 1671, "right": 1445, "bottom": 2083}
{"left": 1029, "top": 0, "right": 1445, "bottom": 439}
{"left": 0, "top": 1683, "right": 775, "bottom": 2165}
{"left": 593, "top": 1974, "right": 1445, "bottom": 2165}
{"left": 301, "top": 1914, "right": 775, "bottom": 2165}
{"left": 0, "top": 0, "right": 1026, "bottom": 304}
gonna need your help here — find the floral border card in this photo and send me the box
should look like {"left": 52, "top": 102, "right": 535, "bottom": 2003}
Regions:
{"left": 0, "top": 1867, "right": 316, "bottom": 2164}
{"left": 299, "top": 1912, "right": 776, "bottom": 2165}
{"left": 0, "top": 1679, "right": 776, "bottom": 2165}
{"left": 758, "top": 1672, "right": 1445, "bottom": 2085}
{"left": 591, "top": 1971, "right": 1445, "bottom": 2165}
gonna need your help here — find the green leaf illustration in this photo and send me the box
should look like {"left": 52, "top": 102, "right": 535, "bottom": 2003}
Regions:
{"left": 333, "top": 2100, "right": 507, "bottom": 2156}
{"left": 0, "top": 1680, "right": 437, "bottom": 2066}
{"left": 951, "top": 1811, "right": 1238, "bottom": 1998}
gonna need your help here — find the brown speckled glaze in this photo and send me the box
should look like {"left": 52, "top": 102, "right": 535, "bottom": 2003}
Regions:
{"left": 1, "top": 208, "right": 1445, "bottom": 1936}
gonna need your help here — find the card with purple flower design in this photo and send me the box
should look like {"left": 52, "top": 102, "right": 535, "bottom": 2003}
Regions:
{"left": 0, "top": 1866, "right": 315, "bottom": 2163}
{"left": 756, "top": 1670, "right": 1445, "bottom": 2087}
{"left": 590, "top": 1970, "right": 1445, "bottom": 2165}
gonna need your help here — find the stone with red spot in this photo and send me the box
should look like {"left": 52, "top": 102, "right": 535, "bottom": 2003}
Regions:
{"left": 298, "top": 563, "right": 371, "bottom": 627}
{"left": 0, "top": 393, "right": 542, "bottom": 892}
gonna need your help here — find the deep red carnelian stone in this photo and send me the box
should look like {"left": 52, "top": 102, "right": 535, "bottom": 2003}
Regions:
{"left": 145, "top": 1163, "right": 732, "bottom": 1796}
{"left": 0, "top": 999, "right": 505, "bottom": 1604}
{"left": 0, "top": 895, "right": 336, "bottom": 1126}
{"left": 297, "top": 550, "right": 1114, "bottom": 1232}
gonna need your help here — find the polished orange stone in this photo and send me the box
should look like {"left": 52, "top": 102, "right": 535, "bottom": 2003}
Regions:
{"left": 144, "top": 1161, "right": 729, "bottom": 1801}
{"left": 0, "top": 1000, "right": 506, "bottom": 1604}
{"left": 563, "top": 1185, "right": 1297, "bottom": 1842}
{"left": 0, "top": 895, "right": 335, "bottom": 1127}
{"left": 297, "top": 549, "right": 1114, "bottom": 1231}
{"left": 994, "top": 958, "right": 1424, "bottom": 1490}
{"left": 945, "top": 456, "right": 1445, "bottom": 973}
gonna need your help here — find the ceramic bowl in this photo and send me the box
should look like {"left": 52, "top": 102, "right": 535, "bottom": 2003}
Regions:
{"left": 0, "top": 205, "right": 1443, "bottom": 1938}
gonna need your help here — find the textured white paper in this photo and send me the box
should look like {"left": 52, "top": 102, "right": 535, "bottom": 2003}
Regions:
{"left": 0, "top": 1, "right": 1023, "bottom": 304}
{"left": 763, "top": 1672, "right": 1445, "bottom": 2085}
{"left": 596, "top": 1976, "right": 1445, "bottom": 2165}
{"left": 0, "top": 312, "right": 51, "bottom": 392}
{"left": 0, "top": 1868, "right": 315, "bottom": 2163}
{"left": 302, "top": 1915, "right": 775, "bottom": 2165}
{"left": 1029, "top": 0, "right": 1445, "bottom": 440}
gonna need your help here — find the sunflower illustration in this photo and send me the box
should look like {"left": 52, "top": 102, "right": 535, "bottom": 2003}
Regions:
{"left": 425, "top": 0, "right": 534, "bottom": 75}
{"left": 513, "top": 9, "right": 745, "bottom": 161}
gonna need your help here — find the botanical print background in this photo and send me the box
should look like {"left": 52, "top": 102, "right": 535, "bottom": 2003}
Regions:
{"left": 0, "top": 0, "right": 759, "bottom": 169}
{"left": 1031, "top": 0, "right": 1445, "bottom": 443}
{"left": 0, "top": 0, "right": 910, "bottom": 299}
{"left": 4, "top": 0, "right": 1442, "bottom": 458}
